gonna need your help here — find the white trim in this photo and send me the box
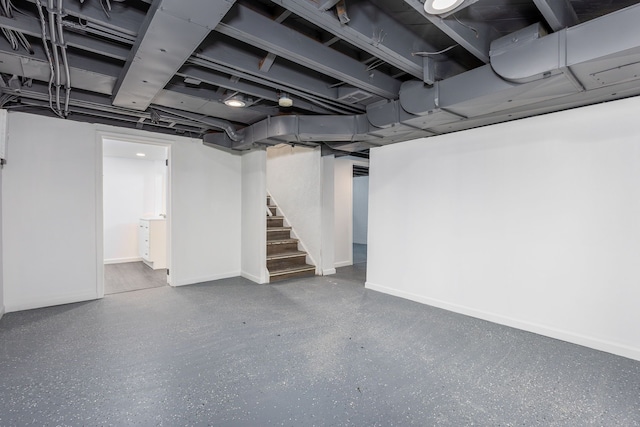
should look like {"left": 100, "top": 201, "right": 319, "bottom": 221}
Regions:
{"left": 365, "top": 281, "right": 640, "bottom": 362}
{"left": 334, "top": 260, "right": 352, "bottom": 268}
{"left": 104, "top": 257, "right": 142, "bottom": 265}
{"left": 322, "top": 268, "right": 336, "bottom": 276}
{"left": 171, "top": 271, "right": 241, "bottom": 287}
{"left": 5, "top": 291, "right": 98, "bottom": 313}
{"left": 241, "top": 271, "right": 267, "bottom": 284}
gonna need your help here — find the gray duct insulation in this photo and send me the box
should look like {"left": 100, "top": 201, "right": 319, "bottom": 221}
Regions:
{"left": 203, "top": 4, "right": 640, "bottom": 151}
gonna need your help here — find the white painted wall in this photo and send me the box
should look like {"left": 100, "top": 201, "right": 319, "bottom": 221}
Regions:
{"left": 334, "top": 158, "right": 352, "bottom": 267}
{"left": 3, "top": 114, "right": 98, "bottom": 312}
{"left": 168, "top": 134, "right": 241, "bottom": 286}
{"left": 267, "top": 145, "right": 322, "bottom": 270}
{"left": 103, "top": 156, "right": 165, "bottom": 263}
{"left": 367, "top": 96, "right": 640, "bottom": 361}
{"left": 353, "top": 176, "right": 369, "bottom": 245}
{"left": 0, "top": 165, "right": 4, "bottom": 319}
{"left": 2, "top": 112, "right": 242, "bottom": 312}
{"left": 241, "top": 149, "right": 267, "bottom": 283}
{"left": 320, "top": 155, "right": 335, "bottom": 275}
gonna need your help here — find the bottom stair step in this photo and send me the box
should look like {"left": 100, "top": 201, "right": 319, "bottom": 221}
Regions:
{"left": 269, "top": 265, "right": 315, "bottom": 282}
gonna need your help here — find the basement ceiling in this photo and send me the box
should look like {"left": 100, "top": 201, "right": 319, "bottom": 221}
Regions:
{"left": 0, "top": 0, "right": 639, "bottom": 157}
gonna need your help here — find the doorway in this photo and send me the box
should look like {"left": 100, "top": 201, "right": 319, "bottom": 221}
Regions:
{"left": 352, "top": 164, "right": 369, "bottom": 265}
{"left": 102, "top": 138, "right": 169, "bottom": 294}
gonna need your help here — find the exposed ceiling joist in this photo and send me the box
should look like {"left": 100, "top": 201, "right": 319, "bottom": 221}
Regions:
{"left": 216, "top": 3, "right": 401, "bottom": 99}
{"left": 403, "top": 0, "right": 496, "bottom": 64}
{"left": 533, "top": 0, "right": 579, "bottom": 31}
{"left": 0, "top": 14, "right": 129, "bottom": 61}
{"left": 272, "top": 0, "right": 457, "bottom": 80}
{"left": 112, "top": 0, "right": 236, "bottom": 111}
{"left": 177, "top": 66, "right": 335, "bottom": 115}
{"left": 24, "top": 0, "right": 144, "bottom": 37}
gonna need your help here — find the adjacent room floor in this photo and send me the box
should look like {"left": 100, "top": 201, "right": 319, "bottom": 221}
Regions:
{"left": 104, "top": 261, "right": 167, "bottom": 294}
{"left": 1, "top": 265, "right": 639, "bottom": 426}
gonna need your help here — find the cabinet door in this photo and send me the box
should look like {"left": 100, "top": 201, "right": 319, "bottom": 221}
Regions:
{"left": 139, "top": 220, "right": 150, "bottom": 260}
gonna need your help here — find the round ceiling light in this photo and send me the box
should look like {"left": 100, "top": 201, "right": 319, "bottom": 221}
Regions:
{"left": 424, "top": 0, "right": 465, "bottom": 14}
{"left": 278, "top": 94, "right": 293, "bottom": 108}
{"left": 224, "top": 98, "right": 246, "bottom": 108}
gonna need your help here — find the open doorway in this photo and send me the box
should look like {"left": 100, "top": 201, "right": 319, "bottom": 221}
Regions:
{"left": 352, "top": 164, "right": 369, "bottom": 265}
{"left": 102, "top": 138, "right": 169, "bottom": 295}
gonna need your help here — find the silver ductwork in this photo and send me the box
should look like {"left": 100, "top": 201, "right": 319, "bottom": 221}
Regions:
{"left": 203, "top": 3, "right": 640, "bottom": 152}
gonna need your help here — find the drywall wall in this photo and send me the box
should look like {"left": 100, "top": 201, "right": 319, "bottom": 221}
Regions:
{"left": 353, "top": 176, "right": 369, "bottom": 245}
{"left": 267, "top": 145, "right": 321, "bottom": 270}
{"left": 0, "top": 164, "right": 4, "bottom": 320}
{"left": 103, "top": 156, "right": 165, "bottom": 263}
{"left": 334, "top": 158, "right": 353, "bottom": 267}
{"left": 367, "top": 96, "right": 640, "bottom": 361}
{"left": 167, "top": 133, "right": 242, "bottom": 286}
{"left": 320, "top": 155, "right": 336, "bottom": 275}
{"left": 3, "top": 113, "right": 98, "bottom": 312}
{"left": 241, "top": 149, "right": 267, "bottom": 283}
{"left": 2, "top": 112, "right": 242, "bottom": 312}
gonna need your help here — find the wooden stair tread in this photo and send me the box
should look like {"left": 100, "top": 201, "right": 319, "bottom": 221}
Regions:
{"left": 267, "top": 251, "right": 306, "bottom": 260}
{"left": 269, "top": 265, "right": 315, "bottom": 276}
{"left": 267, "top": 238, "right": 298, "bottom": 245}
{"left": 267, "top": 216, "right": 284, "bottom": 219}
{"left": 266, "top": 227, "right": 291, "bottom": 231}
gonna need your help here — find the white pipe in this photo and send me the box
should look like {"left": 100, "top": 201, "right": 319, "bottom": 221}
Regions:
{"left": 56, "top": 0, "right": 71, "bottom": 116}
{"left": 47, "top": 0, "right": 61, "bottom": 113}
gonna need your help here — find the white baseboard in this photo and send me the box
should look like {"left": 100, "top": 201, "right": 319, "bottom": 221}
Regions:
{"left": 241, "top": 271, "right": 266, "bottom": 284}
{"left": 322, "top": 268, "right": 336, "bottom": 276}
{"left": 172, "top": 271, "right": 241, "bottom": 287}
{"left": 365, "top": 281, "right": 640, "bottom": 362}
{"left": 104, "top": 257, "right": 142, "bottom": 265}
{"left": 334, "top": 260, "right": 352, "bottom": 268}
{"left": 5, "top": 290, "right": 99, "bottom": 313}
{"left": 0, "top": 305, "right": 5, "bottom": 320}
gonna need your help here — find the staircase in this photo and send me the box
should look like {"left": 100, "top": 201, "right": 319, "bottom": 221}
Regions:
{"left": 266, "top": 195, "right": 316, "bottom": 282}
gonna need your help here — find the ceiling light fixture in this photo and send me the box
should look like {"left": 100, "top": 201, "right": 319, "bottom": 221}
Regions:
{"left": 224, "top": 96, "right": 246, "bottom": 108}
{"left": 424, "top": 0, "right": 465, "bottom": 14}
{"left": 136, "top": 153, "right": 146, "bottom": 157}
{"left": 278, "top": 93, "right": 293, "bottom": 108}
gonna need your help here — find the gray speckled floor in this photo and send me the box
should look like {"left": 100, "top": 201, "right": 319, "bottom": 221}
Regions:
{"left": 1, "top": 265, "right": 639, "bottom": 426}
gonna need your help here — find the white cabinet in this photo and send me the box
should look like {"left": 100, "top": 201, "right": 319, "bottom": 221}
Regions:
{"left": 139, "top": 218, "right": 167, "bottom": 269}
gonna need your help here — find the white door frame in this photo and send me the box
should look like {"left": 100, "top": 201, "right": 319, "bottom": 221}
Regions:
{"left": 95, "top": 130, "right": 174, "bottom": 298}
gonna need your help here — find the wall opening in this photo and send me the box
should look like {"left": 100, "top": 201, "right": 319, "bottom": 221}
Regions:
{"left": 352, "top": 164, "right": 369, "bottom": 265}
{"left": 102, "top": 138, "right": 170, "bottom": 295}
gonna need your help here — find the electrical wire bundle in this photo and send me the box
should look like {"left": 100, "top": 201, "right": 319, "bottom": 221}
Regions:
{"left": 34, "top": 0, "right": 70, "bottom": 118}
{"left": 0, "top": 0, "right": 34, "bottom": 53}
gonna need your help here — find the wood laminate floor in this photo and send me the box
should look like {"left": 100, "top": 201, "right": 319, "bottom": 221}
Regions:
{"left": 104, "top": 261, "right": 167, "bottom": 295}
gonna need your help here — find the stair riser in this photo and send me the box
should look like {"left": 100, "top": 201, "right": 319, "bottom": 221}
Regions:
{"left": 267, "top": 242, "right": 298, "bottom": 255}
{"left": 267, "top": 230, "right": 291, "bottom": 240}
{"left": 268, "top": 207, "right": 277, "bottom": 215}
{"left": 267, "top": 197, "right": 271, "bottom": 205}
{"left": 270, "top": 268, "right": 315, "bottom": 282}
{"left": 267, "top": 218, "right": 284, "bottom": 228}
{"left": 267, "top": 255, "right": 307, "bottom": 271}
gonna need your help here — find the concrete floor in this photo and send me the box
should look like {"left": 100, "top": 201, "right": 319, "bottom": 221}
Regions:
{"left": 1, "top": 265, "right": 639, "bottom": 426}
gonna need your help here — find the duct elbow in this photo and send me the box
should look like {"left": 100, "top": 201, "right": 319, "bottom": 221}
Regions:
{"left": 490, "top": 26, "right": 564, "bottom": 83}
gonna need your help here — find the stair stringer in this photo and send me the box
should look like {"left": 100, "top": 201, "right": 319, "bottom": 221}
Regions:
{"left": 267, "top": 191, "right": 319, "bottom": 276}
